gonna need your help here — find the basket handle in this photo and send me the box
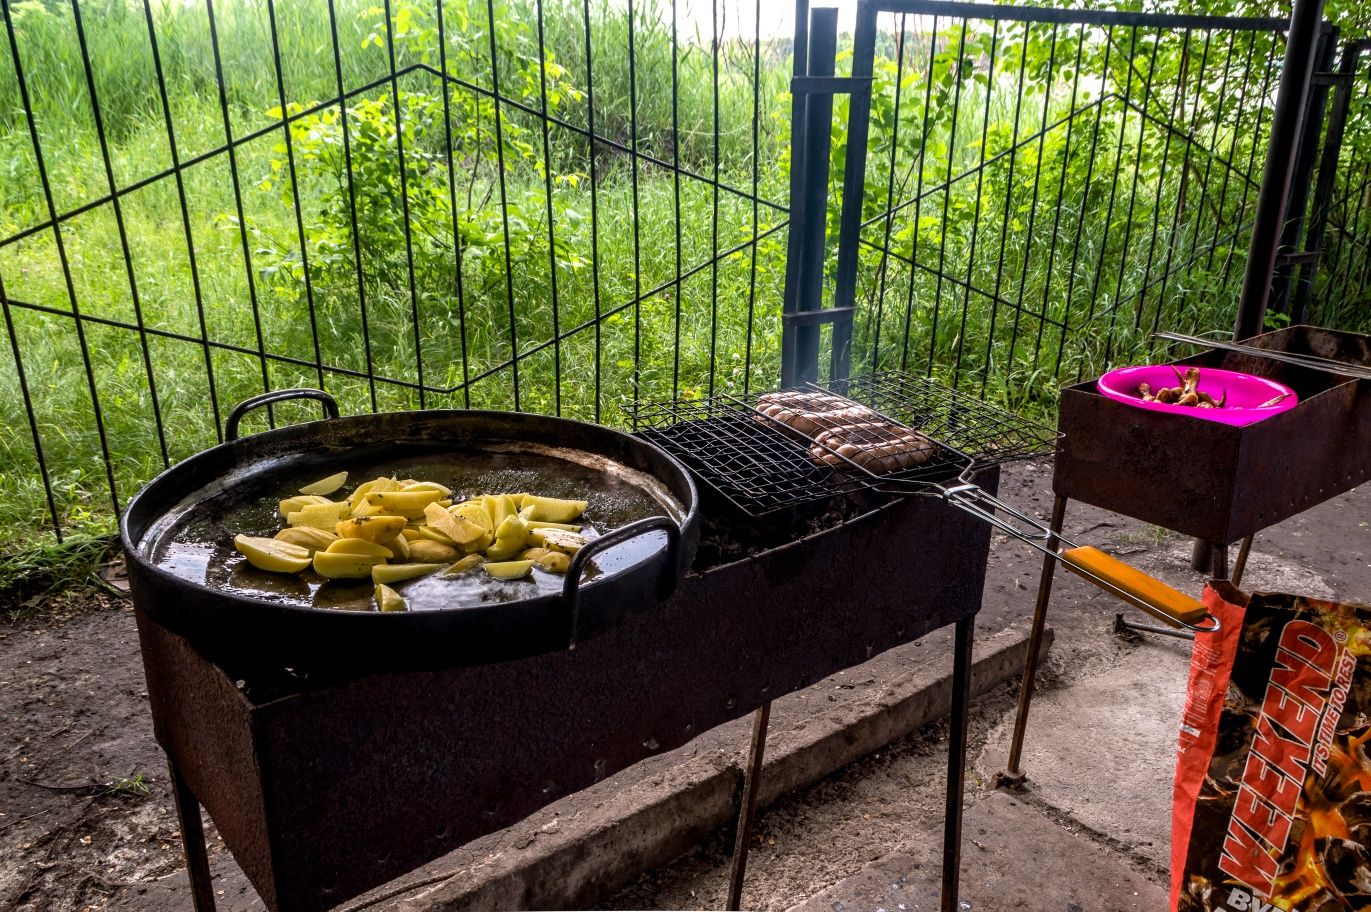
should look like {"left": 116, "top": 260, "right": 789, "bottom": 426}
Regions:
{"left": 1057, "top": 546, "right": 1213, "bottom": 629}
{"left": 225, "top": 389, "right": 340, "bottom": 442}
{"left": 563, "top": 515, "right": 682, "bottom": 647}
{"left": 938, "top": 485, "right": 1221, "bottom": 633}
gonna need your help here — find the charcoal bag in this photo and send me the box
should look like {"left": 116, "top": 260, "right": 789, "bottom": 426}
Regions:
{"left": 1172, "top": 582, "right": 1371, "bottom": 911}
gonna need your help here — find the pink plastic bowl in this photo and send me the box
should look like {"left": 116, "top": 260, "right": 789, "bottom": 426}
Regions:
{"left": 1096, "top": 365, "right": 1299, "bottom": 427}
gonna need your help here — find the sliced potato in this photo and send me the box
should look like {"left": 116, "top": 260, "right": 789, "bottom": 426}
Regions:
{"left": 484, "top": 512, "right": 531, "bottom": 561}
{"left": 415, "top": 525, "right": 459, "bottom": 547}
{"left": 530, "top": 528, "right": 588, "bottom": 555}
{"left": 336, "top": 515, "right": 407, "bottom": 543}
{"left": 527, "top": 520, "right": 583, "bottom": 533}
{"left": 273, "top": 526, "right": 339, "bottom": 553}
{"left": 372, "top": 562, "right": 445, "bottom": 585}
{"left": 402, "top": 481, "right": 452, "bottom": 496}
{"left": 519, "top": 494, "right": 588, "bottom": 523}
{"left": 484, "top": 493, "right": 522, "bottom": 530}
{"left": 387, "top": 533, "right": 411, "bottom": 559}
{"left": 483, "top": 559, "right": 533, "bottom": 580}
{"left": 279, "top": 494, "right": 331, "bottom": 518}
{"left": 453, "top": 501, "right": 494, "bottom": 535}
{"left": 408, "top": 539, "right": 460, "bottom": 562}
{"left": 234, "top": 535, "right": 312, "bottom": 573}
{"left": 287, "top": 501, "right": 351, "bottom": 530}
{"left": 326, "top": 537, "right": 394, "bottom": 559}
{"left": 522, "top": 547, "right": 570, "bottom": 573}
{"left": 424, "top": 502, "right": 485, "bottom": 546}
{"left": 443, "top": 554, "right": 485, "bottom": 574}
{"left": 364, "top": 489, "right": 444, "bottom": 519}
{"left": 299, "top": 470, "right": 348, "bottom": 496}
{"left": 313, "top": 549, "right": 385, "bottom": 579}
{"left": 346, "top": 478, "right": 379, "bottom": 508}
{"left": 400, "top": 527, "right": 424, "bottom": 542}
{"left": 350, "top": 498, "right": 386, "bottom": 518}
{"left": 374, "top": 583, "right": 406, "bottom": 612}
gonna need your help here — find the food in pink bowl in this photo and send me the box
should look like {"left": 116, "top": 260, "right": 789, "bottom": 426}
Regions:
{"left": 1095, "top": 365, "right": 1299, "bottom": 427}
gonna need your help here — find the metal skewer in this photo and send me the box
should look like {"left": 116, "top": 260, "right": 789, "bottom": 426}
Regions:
{"left": 732, "top": 387, "right": 1222, "bottom": 635}
{"left": 1155, "top": 331, "right": 1371, "bottom": 381}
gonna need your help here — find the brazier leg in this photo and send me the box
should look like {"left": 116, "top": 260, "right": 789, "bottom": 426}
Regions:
{"left": 1232, "top": 534, "right": 1255, "bottom": 587}
{"left": 1210, "top": 541, "right": 1229, "bottom": 581}
{"left": 168, "top": 757, "right": 217, "bottom": 912}
{"left": 727, "top": 701, "right": 772, "bottom": 911}
{"left": 995, "top": 494, "right": 1067, "bottom": 788}
{"left": 942, "top": 616, "right": 975, "bottom": 912}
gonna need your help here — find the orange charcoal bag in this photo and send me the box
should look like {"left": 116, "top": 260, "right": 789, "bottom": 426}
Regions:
{"left": 1172, "top": 582, "right": 1371, "bottom": 911}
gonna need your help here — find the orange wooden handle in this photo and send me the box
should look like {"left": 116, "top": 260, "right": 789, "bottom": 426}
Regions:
{"left": 1059, "top": 545, "right": 1209, "bottom": 627}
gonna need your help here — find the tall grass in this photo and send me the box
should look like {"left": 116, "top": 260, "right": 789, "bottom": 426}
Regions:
{"left": 0, "top": 0, "right": 1366, "bottom": 554}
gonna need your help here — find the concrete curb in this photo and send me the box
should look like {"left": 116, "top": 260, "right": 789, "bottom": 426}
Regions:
{"left": 389, "top": 624, "right": 1049, "bottom": 912}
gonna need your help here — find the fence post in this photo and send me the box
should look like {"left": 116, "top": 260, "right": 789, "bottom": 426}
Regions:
{"left": 1267, "top": 26, "right": 1336, "bottom": 318}
{"left": 1291, "top": 38, "right": 1368, "bottom": 325}
{"left": 829, "top": 0, "right": 880, "bottom": 382}
{"left": 781, "top": 7, "right": 838, "bottom": 387}
{"left": 1233, "top": 0, "right": 1326, "bottom": 340}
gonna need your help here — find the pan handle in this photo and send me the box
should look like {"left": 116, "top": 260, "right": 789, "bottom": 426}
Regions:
{"left": 563, "top": 515, "right": 682, "bottom": 648}
{"left": 938, "top": 484, "right": 1222, "bottom": 634}
{"left": 225, "top": 389, "right": 341, "bottom": 442}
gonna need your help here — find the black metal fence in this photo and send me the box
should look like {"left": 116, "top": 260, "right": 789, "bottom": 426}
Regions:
{"left": 786, "top": 1, "right": 1295, "bottom": 394}
{"left": 1299, "top": 39, "right": 1371, "bottom": 330}
{"left": 0, "top": 0, "right": 1367, "bottom": 547}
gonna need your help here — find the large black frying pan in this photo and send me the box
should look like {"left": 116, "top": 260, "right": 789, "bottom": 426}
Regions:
{"left": 120, "top": 390, "right": 699, "bottom": 675}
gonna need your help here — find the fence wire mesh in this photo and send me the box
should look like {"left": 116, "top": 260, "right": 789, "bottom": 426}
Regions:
{"left": 0, "top": 0, "right": 1367, "bottom": 547}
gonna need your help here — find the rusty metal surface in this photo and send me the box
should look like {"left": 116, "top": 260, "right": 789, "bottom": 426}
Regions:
{"left": 136, "top": 616, "right": 277, "bottom": 909}
{"left": 1054, "top": 326, "right": 1371, "bottom": 544}
{"left": 136, "top": 474, "right": 995, "bottom": 912}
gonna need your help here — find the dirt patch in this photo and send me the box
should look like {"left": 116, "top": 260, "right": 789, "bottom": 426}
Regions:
{"left": 0, "top": 597, "right": 193, "bottom": 912}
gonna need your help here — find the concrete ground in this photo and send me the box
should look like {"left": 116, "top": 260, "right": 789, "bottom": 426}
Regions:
{"left": 599, "top": 468, "right": 1368, "bottom": 912}
{"left": 4, "top": 460, "right": 1368, "bottom": 911}
{"left": 793, "top": 792, "right": 1169, "bottom": 912}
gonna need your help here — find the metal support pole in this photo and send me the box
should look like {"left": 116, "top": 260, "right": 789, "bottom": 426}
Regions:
{"left": 1210, "top": 541, "right": 1229, "bottom": 581}
{"left": 781, "top": 8, "right": 838, "bottom": 388}
{"left": 1269, "top": 28, "right": 1337, "bottom": 317}
{"left": 168, "top": 758, "right": 217, "bottom": 912}
{"left": 1293, "top": 39, "right": 1368, "bottom": 325}
{"left": 1232, "top": 533, "right": 1255, "bottom": 587}
{"left": 1233, "top": 0, "right": 1327, "bottom": 340}
{"left": 830, "top": 0, "right": 880, "bottom": 381}
{"left": 995, "top": 495, "right": 1067, "bottom": 789}
{"left": 727, "top": 702, "right": 772, "bottom": 910}
{"left": 941, "top": 616, "right": 975, "bottom": 912}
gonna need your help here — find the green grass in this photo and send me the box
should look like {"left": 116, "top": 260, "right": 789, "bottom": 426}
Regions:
{"left": 0, "top": 1, "right": 1367, "bottom": 560}
{"left": 0, "top": 530, "right": 114, "bottom": 611}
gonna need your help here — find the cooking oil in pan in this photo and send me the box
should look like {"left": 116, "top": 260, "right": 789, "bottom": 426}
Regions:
{"left": 150, "top": 444, "right": 679, "bottom": 613}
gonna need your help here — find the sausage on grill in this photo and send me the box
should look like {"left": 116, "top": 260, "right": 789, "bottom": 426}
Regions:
{"left": 810, "top": 422, "right": 936, "bottom": 473}
{"left": 756, "top": 391, "right": 879, "bottom": 434}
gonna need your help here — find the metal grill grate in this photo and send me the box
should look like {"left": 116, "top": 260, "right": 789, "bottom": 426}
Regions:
{"left": 727, "top": 389, "right": 973, "bottom": 490}
{"left": 629, "top": 370, "right": 1060, "bottom": 517}
{"left": 817, "top": 371, "right": 1061, "bottom": 467}
{"left": 631, "top": 398, "right": 868, "bottom": 517}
